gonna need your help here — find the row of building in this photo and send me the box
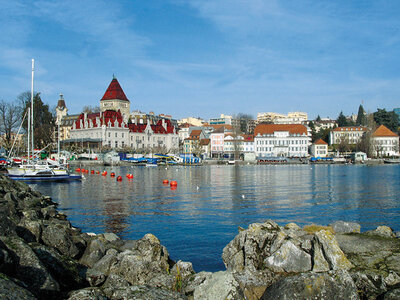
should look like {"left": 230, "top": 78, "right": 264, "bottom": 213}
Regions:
{"left": 55, "top": 77, "right": 399, "bottom": 159}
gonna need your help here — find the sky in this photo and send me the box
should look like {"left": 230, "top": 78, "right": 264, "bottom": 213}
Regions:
{"left": 0, "top": 0, "right": 400, "bottom": 120}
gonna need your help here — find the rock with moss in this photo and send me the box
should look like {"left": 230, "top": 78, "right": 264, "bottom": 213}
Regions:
{"left": 330, "top": 221, "right": 361, "bottom": 234}
{"left": 0, "top": 274, "right": 37, "bottom": 300}
{"left": 261, "top": 270, "right": 359, "bottom": 300}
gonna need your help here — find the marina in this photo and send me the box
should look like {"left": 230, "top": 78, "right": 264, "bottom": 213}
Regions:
{"left": 31, "top": 164, "right": 400, "bottom": 272}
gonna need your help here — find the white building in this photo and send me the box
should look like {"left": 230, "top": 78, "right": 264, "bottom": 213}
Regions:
{"left": 69, "top": 78, "right": 179, "bottom": 151}
{"left": 311, "top": 139, "right": 328, "bottom": 157}
{"left": 329, "top": 126, "right": 367, "bottom": 145}
{"left": 371, "top": 125, "right": 399, "bottom": 157}
{"left": 257, "top": 112, "right": 308, "bottom": 124}
{"left": 223, "top": 134, "right": 254, "bottom": 159}
{"left": 209, "top": 114, "right": 233, "bottom": 125}
{"left": 254, "top": 124, "right": 310, "bottom": 158}
{"left": 178, "top": 117, "right": 205, "bottom": 127}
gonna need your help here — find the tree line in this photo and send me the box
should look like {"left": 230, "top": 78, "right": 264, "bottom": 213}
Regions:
{"left": 0, "top": 92, "right": 55, "bottom": 151}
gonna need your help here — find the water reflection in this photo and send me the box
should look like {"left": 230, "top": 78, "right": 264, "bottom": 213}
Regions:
{"left": 32, "top": 164, "right": 400, "bottom": 272}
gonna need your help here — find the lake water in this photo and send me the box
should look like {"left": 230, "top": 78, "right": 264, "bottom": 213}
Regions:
{"left": 31, "top": 164, "right": 400, "bottom": 272}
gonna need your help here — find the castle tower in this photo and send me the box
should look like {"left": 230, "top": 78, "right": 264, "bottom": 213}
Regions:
{"left": 100, "top": 76, "right": 131, "bottom": 120}
{"left": 56, "top": 93, "right": 68, "bottom": 125}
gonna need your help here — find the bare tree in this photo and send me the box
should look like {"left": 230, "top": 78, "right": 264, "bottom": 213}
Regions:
{"left": 83, "top": 106, "right": 101, "bottom": 114}
{"left": 0, "top": 100, "right": 22, "bottom": 148}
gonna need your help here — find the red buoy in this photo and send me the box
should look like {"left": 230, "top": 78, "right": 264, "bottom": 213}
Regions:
{"left": 163, "top": 179, "right": 169, "bottom": 184}
{"left": 170, "top": 180, "right": 177, "bottom": 187}
{"left": 91, "top": 170, "right": 94, "bottom": 174}
{"left": 116, "top": 176, "right": 122, "bottom": 181}
{"left": 75, "top": 168, "right": 81, "bottom": 172}
{"left": 170, "top": 186, "right": 177, "bottom": 190}
{"left": 102, "top": 171, "right": 107, "bottom": 176}
{"left": 110, "top": 172, "right": 116, "bottom": 177}
{"left": 81, "top": 168, "right": 85, "bottom": 172}
{"left": 96, "top": 171, "right": 100, "bottom": 174}
{"left": 85, "top": 169, "right": 89, "bottom": 173}
{"left": 126, "top": 174, "right": 133, "bottom": 179}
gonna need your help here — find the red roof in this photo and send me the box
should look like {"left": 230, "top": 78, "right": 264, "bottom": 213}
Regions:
{"left": 100, "top": 78, "right": 129, "bottom": 102}
{"left": 314, "top": 138, "right": 328, "bottom": 145}
{"left": 74, "top": 110, "right": 125, "bottom": 129}
{"left": 372, "top": 125, "right": 398, "bottom": 137}
{"left": 254, "top": 124, "right": 307, "bottom": 136}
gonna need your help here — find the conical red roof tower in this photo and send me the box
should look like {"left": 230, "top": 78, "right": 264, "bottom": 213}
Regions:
{"left": 100, "top": 77, "right": 129, "bottom": 102}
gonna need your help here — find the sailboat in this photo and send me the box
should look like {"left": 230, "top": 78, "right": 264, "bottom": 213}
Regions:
{"left": 6, "top": 60, "right": 81, "bottom": 182}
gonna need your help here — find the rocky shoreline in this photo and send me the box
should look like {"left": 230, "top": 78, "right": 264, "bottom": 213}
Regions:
{"left": 0, "top": 174, "right": 399, "bottom": 299}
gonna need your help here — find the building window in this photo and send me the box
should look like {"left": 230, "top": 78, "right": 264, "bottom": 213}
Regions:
{"left": 115, "top": 141, "right": 118, "bottom": 148}
{"left": 115, "top": 133, "right": 117, "bottom": 138}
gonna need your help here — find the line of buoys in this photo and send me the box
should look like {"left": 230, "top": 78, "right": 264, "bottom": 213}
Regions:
{"left": 116, "top": 176, "right": 122, "bottom": 181}
{"left": 163, "top": 179, "right": 169, "bottom": 184}
{"left": 170, "top": 180, "right": 177, "bottom": 187}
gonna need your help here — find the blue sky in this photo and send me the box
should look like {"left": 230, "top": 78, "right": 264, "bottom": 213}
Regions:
{"left": 0, "top": 0, "right": 399, "bottom": 120}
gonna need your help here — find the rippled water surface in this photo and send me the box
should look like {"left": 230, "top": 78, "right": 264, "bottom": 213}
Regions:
{"left": 32, "top": 164, "right": 400, "bottom": 272}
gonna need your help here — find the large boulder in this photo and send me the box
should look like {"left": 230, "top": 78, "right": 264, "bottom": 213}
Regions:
{"left": 0, "top": 274, "right": 37, "bottom": 300}
{"left": 0, "top": 236, "right": 60, "bottom": 298}
{"left": 329, "top": 221, "right": 361, "bottom": 234}
{"left": 261, "top": 270, "right": 359, "bottom": 300}
{"left": 193, "top": 271, "right": 244, "bottom": 300}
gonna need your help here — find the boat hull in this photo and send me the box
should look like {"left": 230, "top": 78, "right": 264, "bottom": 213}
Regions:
{"left": 7, "top": 174, "right": 82, "bottom": 182}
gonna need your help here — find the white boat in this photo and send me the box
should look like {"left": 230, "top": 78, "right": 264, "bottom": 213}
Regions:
{"left": 6, "top": 60, "right": 81, "bottom": 182}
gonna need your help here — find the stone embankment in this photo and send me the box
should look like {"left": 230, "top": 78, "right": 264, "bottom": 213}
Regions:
{"left": 0, "top": 174, "right": 399, "bottom": 299}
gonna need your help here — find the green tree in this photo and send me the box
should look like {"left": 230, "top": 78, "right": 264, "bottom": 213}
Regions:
{"left": 356, "top": 105, "right": 367, "bottom": 126}
{"left": 373, "top": 109, "right": 399, "bottom": 132}
{"left": 316, "top": 115, "right": 321, "bottom": 122}
{"left": 19, "top": 92, "right": 55, "bottom": 150}
{"left": 337, "top": 111, "right": 348, "bottom": 127}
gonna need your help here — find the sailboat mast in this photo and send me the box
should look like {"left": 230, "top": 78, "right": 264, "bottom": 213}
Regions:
{"left": 27, "top": 107, "right": 30, "bottom": 162}
{"left": 31, "top": 59, "right": 34, "bottom": 158}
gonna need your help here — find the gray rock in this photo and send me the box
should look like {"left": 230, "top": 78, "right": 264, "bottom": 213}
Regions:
{"left": 370, "top": 226, "right": 396, "bottom": 238}
{"left": 284, "top": 222, "right": 301, "bottom": 231}
{"left": 92, "top": 248, "right": 118, "bottom": 275}
{"left": 16, "top": 219, "right": 42, "bottom": 242}
{"left": 264, "top": 240, "right": 312, "bottom": 273}
{"left": 32, "top": 244, "right": 87, "bottom": 291}
{"left": 193, "top": 271, "right": 244, "bottom": 300}
{"left": 67, "top": 287, "right": 107, "bottom": 300}
{"left": 41, "top": 222, "right": 81, "bottom": 258}
{"left": 312, "top": 238, "right": 330, "bottom": 272}
{"left": 262, "top": 270, "right": 359, "bottom": 300}
{"left": 351, "top": 271, "right": 387, "bottom": 299}
{"left": 184, "top": 271, "right": 213, "bottom": 296}
{"left": 384, "top": 271, "right": 400, "bottom": 288}
{"left": 330, "top": 221, "right": 361, "bottom": 234}
{"left": 80, "top": 239, "right": 106, "bottom": 268}
{"left": 171, "top": 260, "right": 195, "bottom": 281}
{"left": 109, "top": 285, "right": 187, "bottom": 300}
{"left": 336, "top": 233, "right": 400, "bottom": 275}
{"left": 384, "top": 289, "right": 400, "bottom": 300}
{"left": 0, "top": 275, "right": 37, "bottom": 300}
{"left": 86, "top": 269, "right": 106, "bottom": 287}
{"left": 100, "top": 232, "right": 119, "bottom": 243}
{"left": 315, "top": 230, "right": 354, "bottom": 270}
{"left": 0, "top": 236, "right": 60, "bottom": 298}
{"left": 102, "top": 273, "right": 131, "bottom": 298}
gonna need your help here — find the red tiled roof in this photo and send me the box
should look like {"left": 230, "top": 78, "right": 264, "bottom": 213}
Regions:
{"left": 372, "top": 125, "right": 398, "bottom": 137}
{"left": 190, "top": 130, "right": 202, "bottom": 138}
{"left": 200, "top": 138, "right": 210, "bottom": 145}
{"left": 242, "top": 134, "right": 254, "bottom": 142}
{"left": 332, "top": 126, "right": 367, "bottom": 132}
{"left": 314, "top": 138, "right": 328, "bottom": 145}
{"left": 100, "top": 78, "right": 129, "bottom": 102}
{"left": 254, "top": 124, "right": 307, "bottom": 136}
{"left": 74, "top": 110, "right": 125, "bottom": 129}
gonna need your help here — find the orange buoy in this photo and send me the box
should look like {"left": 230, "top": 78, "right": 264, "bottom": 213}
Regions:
{"left": 170, "top": 180, "right": 177, "bottom": 187}
{"left": 110, "top": 172, "right": 115, "bottom": 177}
{"left": 102, "top": 171, "right": 107, "bottom": 176}
{"left": 126, "top": 174, "right": 133, "bottom": 179}
{"left": 75, "top": 168, "right": 81, "bottom": 172}
{"left": 116, "top": 176, "right": 122, "bottom": 181}
{"left": 91, "top": 170, "right": 95, "bottom": 174}
{"left": 85, "top": 169, "right": 89, "bottom": 173}
{"left": 163, "top": 179, "right": 169, "bottom": 184}
{"left": 81, "top": 168, "right": 85, "bottom": 172}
